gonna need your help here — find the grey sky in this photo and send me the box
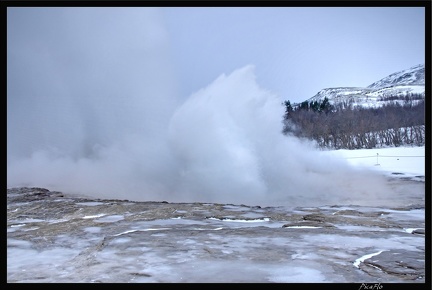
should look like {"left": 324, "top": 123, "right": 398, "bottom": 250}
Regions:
{"left": 8, "top": 7, "right": 425, "bottom": 104}
{"left": 161, "top": 7, "right": 425, "bottom": 102}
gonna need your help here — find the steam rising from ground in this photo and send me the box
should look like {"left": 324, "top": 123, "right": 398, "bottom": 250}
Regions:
{"left": 166, "top": 66, "right": 395, "bottom": 206}
{"left": 7, "top": 9, "right": 395, "bottom": 207}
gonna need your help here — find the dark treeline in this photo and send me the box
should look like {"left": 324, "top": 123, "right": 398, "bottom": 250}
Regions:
{"left": 282, "top": 97, "right": 425, "bottom": 150}
{"left": 378, "top": 92, "right": 424, "bottom": 102}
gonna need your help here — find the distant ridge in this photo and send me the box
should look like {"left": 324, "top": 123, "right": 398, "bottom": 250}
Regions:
{"left": 301, "top": 64, "right": 425, "bottom": 108}
{"left": 367, "top": 64, "right": 424, "bottom": 89}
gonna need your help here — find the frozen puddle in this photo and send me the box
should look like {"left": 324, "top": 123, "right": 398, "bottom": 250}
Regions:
{"left": 354, "top": 250, "right": 384, "bottom": 268}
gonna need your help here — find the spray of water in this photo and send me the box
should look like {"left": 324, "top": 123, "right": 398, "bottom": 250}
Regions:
{"left": 7, "top": 8, "right": 395, "bottom": 207}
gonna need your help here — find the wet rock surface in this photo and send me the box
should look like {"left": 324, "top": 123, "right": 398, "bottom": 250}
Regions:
{"left": 7, "top": 183, "right": 425, "bottom": 283}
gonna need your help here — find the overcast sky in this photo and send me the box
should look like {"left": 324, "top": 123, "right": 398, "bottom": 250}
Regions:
{"left": 8, "top": 6, "right": 425, "bottom": 104}
{"left": 162, "top": 7, "right": 425, "bottom": 102}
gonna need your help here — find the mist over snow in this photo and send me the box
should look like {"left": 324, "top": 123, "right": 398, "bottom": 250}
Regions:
{"left": 166, "top": 65, "right": 395, "bottom": 206}
{"left": 7, "top": 64, "right": 396, "bottom": 207}
{"left": 7, "top": 8, "right": 399, "bottom": 207}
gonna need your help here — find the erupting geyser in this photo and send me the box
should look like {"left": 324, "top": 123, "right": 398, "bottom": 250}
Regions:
{"left": 7, "top": 8, "right": 395, "bottom": 207}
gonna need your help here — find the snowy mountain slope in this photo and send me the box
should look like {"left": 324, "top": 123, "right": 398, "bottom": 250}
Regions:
{"left": 301, "top": 64, "right": 425, "bottom": 108}
{"left": 367, "top": 64, "right": 425, "bottom": 89}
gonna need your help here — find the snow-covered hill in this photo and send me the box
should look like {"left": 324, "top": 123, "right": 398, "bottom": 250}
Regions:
{"left": 301, "top": 64, "right": 425, "bottom": 108}
{"left": 367, "top": 64, "right": 424, "bottom": 89}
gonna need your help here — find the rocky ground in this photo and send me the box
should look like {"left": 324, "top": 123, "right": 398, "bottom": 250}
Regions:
{"left": 7, "top": 179, "right": 426, "bottom": 283}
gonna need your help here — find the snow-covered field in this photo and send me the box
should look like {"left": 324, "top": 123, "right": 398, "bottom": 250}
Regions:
{"left": 326, "top": 145, "right": 425, "bottom": 180}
